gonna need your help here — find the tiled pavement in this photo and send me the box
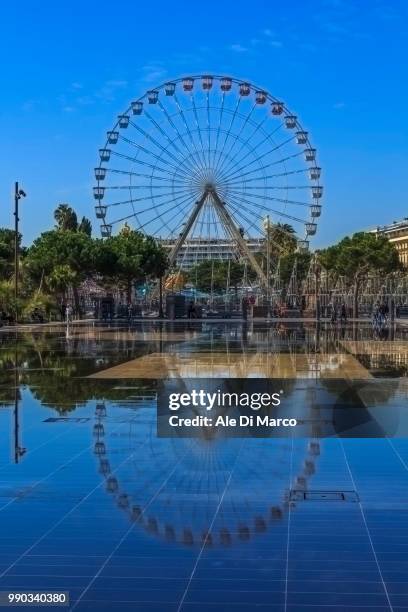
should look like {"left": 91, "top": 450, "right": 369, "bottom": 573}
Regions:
{"left": 1, "top": 322, "right": 408, "bottom": 610}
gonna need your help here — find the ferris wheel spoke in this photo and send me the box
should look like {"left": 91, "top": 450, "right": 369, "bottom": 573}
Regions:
{"left": 135, "top": 194, "right": 196, "bottom": 234}
{"left": 106, "top": 168, "right": 183, "bottom": 182}
{"left": 226, "top": 115, "right": 276, "bottom": 168}
{"left": 226, "top": 197, "right": 289, "bottom": 256}
{"left": 212, "top": 91, "right": 225, "bottom": 169}
{"left": 216, "top": 134, "right": 270, "bottom": 188}
{"left": 128, "top": 119, "right": 198, "bottom": 177}
{"left": 156, "top": 100, "right": 207, "bottom": 179}
{"left": 216, "top": 103, "right": 257, "bottom": 177}
{"left": 143, "top": 108, "right": 206, "bottom": 184}
{"left": 235, "top": 184, "right": 312, "bottom": 191}
{"left": 172, "top": 94, "right": 208, "bottom": 177}
{"left": 217, "top": 110, "right": 282, "bottom": 181}
{"left": 213, "top": 96, "right": 241, "bottom": 174}
{"left": 111, "top": 150, "right": 188, "bottom": 181}
{"left": 142, "top": 106, "right": 186, "bottom": 161}
{"left": 218, "top": 154, "right": 301, "bottom": 186}
{"left": 227, "top": 191, "right": 309, "bottom": 224}
{"left": 143, "top": 108, "right": 189, "bottom": 161}
{"left": 226, "top": 168, "right": 308, "bottom": 187}
{"left": 102, "top": 183, "right": 192, "bottom": 191}
{"left": 190, "top": 94, "right": 210, "bottom": 172}
{"left": 206, "top": 92, "right": 212, "bottom": 172}
{"left": 229, "top": 187, "right": 311, "bottom": 207}
{"left": 161, "top": 199, "right": 199, "bottom": 240}
{"left": 226, "top": 197, "right": 297, "bottom": 257}
{"left": 120, "top": 134, "right": 192, "bottom": 181}
{"left": 223, "top": 120, "right": 290, "bottom": 178}
{"left": 219, "top": 135, "right": 297, "bottom": 184}
{"left": 104, "top": 192, "right": 196, "bottom": 219}
{"left": 100, "top": 188, "right": 194, "bottom": 210}
{"left": 225, "top": 197, "right": 264, "bottom": 233}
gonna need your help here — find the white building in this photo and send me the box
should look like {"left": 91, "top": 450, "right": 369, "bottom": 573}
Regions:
{"left": 373, "top": 219, "right": 408, "bottom": 267}
{"left": 159, "top": 237, "right": 265, "bottom": 270}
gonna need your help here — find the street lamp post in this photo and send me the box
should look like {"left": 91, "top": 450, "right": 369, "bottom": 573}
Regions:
{"left": 266, "top": 215, "right": 271, "bottom": 317}
{"left": 314, "top": 255, "right": 321, "bottom": 322}
{"left": 14, "top": 182, "right": 26, "bottom": 323}
{"left": 158, "top": 275, "right": 164, "bottom": 318}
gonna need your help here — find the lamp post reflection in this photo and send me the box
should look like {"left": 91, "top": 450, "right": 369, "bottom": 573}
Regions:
{"left": 13, "top": 341, "right": 26, "bottom": 463}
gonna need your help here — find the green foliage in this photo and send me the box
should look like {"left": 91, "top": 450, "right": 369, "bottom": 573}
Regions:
{"left": 318, "top": 232, "right": 402, "bottom": 280}
{"left": 265, "top": 222, "right": 297, "bottom": 260}
{"left": 0, "top": 204, "right": 168, "bottom": 320}
{"left": 0, "top": 279, "right": 16, "bottom": 315}
{"left": 188, "top": 260, "right": 245, "bottom": 292}
{"left": 279, "top": 252, "right": 312, "bottom": 288}
{"left": 54, "top": 204, "right": 92, "bottom": 235}
{"left": 26, "top": 230, "right": 95, "bottom": 289}
{"left": 47, "top": 264, "right": 79, "bottom": 294}
{"left": 78, "top": 216, "right": 92, "bottom": 236}
{"left": 317, "top": 232, "right": 402, "bottom": 316}
{"left": 54, "top": 204, "right": 78, "bottom": 231}
{"left": 0, "top": 331, "right": 157, "bottom": 412}
{"left": 94, "top": 228, "right": 168, "bottom": 301}
{"left": 0, "top": 228, "right": 19, "bottom": 280}
{"left": 22, "top": 292, "right": 58, "bottom": 319}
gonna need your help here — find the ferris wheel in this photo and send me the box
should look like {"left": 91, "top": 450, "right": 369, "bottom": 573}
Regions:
{"left": 94, "top": 75, "right": 323, "bottom": 286}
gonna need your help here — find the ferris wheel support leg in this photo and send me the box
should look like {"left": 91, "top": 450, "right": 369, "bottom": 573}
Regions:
{"left": 167, "top": 192, "right": 208, "bottom": 269}
{"left": 149, "top": 191, "right": 209, "bottom": 302}
{"left": 210, "top": 189, "right": 269, "bottom": 289}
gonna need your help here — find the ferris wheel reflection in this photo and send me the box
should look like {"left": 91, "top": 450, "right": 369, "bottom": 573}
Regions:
{"left": 93, "top": 400, "right": 320, "bottom": 549}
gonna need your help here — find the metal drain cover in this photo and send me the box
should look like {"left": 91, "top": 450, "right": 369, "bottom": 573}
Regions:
{"left": 290, "top": 490, "right": 359, "bottom": 502}
{"left": 43, "top": 417, "right": 90, "bottom": 423}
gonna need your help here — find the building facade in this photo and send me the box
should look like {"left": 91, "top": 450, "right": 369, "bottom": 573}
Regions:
{"left": 374, "top": 220, "right": 408, "bottom": 267}
{"left": 160, "top": 237, "right": 265, "bottom": 270}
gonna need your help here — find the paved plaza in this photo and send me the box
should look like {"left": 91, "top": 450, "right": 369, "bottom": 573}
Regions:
{"left": 0, "top": 321, "right": 408, "bottom": 611}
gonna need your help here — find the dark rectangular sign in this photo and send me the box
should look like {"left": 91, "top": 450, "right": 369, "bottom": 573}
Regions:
{"left": 157, "top": 378, "right": 408, "bottom": 438}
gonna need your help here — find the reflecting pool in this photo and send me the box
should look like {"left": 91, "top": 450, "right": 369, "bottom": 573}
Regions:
{"left": 1, "top": 321, "right": 408, "bottom": 611}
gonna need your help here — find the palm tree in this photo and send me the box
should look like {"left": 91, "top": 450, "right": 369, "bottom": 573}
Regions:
{"left": 78, "top": 216, "right": 92, "bottom": 236}
{"left": 266, "top": 222, "right": 297, "bottom": 259}
{"left": 54, "top": 204, "right": 78, "bottom": 231}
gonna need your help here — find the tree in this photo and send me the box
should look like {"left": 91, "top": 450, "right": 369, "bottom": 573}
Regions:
{"left": 318, "top": 232, "right": 402, "bottom": 317}
{"left": 26, "top": 230, "right": 95, "bottom": 312}
{"left": 0, "top": 279, "right": 16, "bottom": 318}
{"left": 94, "top": 227, "right": 168, "bottom": 303}
{"left": 54, "top": 204, "right": 92, "bottom": 236}
{"left": 47, "top": 264, "right": 79, "bottom": 301}
{"left": 78, "top": 216, "right": 92, "bottom": 236}
{"left": 0, "top": 228, "right": 23, "bottom": 280}
{"left": 265, "top": 222, "right": 297, "bottom": 261}
{"left": 188, "top": 260, "right": 245, "bottom": 293}
{"left": 279, "top": 251, "right": 312, "bottom": 289}
{"left": 54, "top": 204, "right": 78, "bottom": 231}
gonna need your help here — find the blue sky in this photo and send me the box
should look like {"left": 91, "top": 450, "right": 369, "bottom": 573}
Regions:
{"left": 0, "top": 0, "right": 407, "bottom": 248}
